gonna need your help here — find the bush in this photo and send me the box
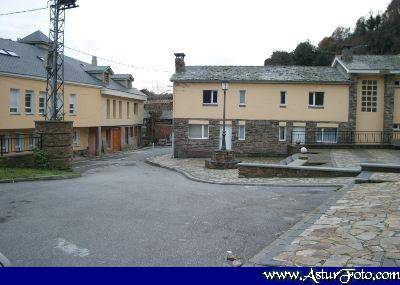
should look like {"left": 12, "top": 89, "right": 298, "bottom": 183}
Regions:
{"left": 33, "top": 149, "right": 49, "bottom": 169}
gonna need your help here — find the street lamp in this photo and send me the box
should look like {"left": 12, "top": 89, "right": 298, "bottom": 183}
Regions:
{"left": 221, "top": 80, "right": 229, "bottom": 151}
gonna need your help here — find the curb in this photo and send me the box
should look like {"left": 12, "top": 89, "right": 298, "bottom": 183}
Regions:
{"left": 0, "top": 173, "right": 81, "bottom": 184}
{"left": 145, "top": 159, "right": 348, "bottom": 188}
{"left": 246, "top": 182, "right": 355, "bottom": 267}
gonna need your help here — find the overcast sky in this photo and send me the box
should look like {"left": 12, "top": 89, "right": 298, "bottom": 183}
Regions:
{"left": 0, "top": 0, "right": 392, "bottom": 92}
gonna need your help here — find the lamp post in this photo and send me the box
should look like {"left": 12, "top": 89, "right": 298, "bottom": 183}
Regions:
{"left": 221, "top": 80, "right": 229, "bottom": 151}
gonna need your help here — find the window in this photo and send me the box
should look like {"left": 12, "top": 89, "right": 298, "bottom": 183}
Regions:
{"left": 38, "top": 92, "right": 46, "bottom": 115}
{"left": 127, "top": 102, "right": 130, "bottom": 118}
{"left": 25, "top": 90, "right": 34, "bottom": 114}
{"left": 37, "top": 56, "right": 44, "bottom": 62}
{"left": 189, "top": 124, "right": 209, "bottom": 139}
{"left": 203, "top": 90, "right": 218, "bottom": 104}
{"left": 279, "top": 126, "right": 287, "bottom": 142}
{"left": 10, "top": 89, "right": 20, "bottom": 114}
{"left": 0, "top": 49, "right": 19, "bottom": 57}
{"left": 280, "top": 91, "right": 287, "bottom": 107}
{"left": 238, "top": 125, "right": 246, "bottom": 140}
{"left": 16, "top": 134, "right": 24, "bottom": 152}
{"left": 239, "top": 90, "right": 246, "bottom": 106}
{"left": 361, "top": 80, "right": 378, "bottom": 112}
{"left": 113, "top": 100, "right": 116, "bottom": 118}
{"left": 106, "top": 99, "right": 110, "bottom": 118}
{"left": 309, "top": 92, "right": 324, "bottom": 107}
{"left": 119, "top": 101, "right": 122, "bottom": 119}
{"left": 134, "top": 103, "right": 138, "bottom": 115}
{"left": 395, "top": 81, "right": 399, "bottom": 87}
{"left": 104, "top": 72, "right": 110, "bottom": 84}
{"left": 73, "top": 130, "right": 80, "bottom": 146}
{"left": 69, "top": 94, "right": 77, "bottom": 115}
{"left": 316, "top": 128, "right": 338, "bottom": 143}
{"left": 394, "top": 124, "right": 400, "bottom": 131}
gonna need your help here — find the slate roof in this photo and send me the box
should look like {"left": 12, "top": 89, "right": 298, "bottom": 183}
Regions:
{"left": 111, "top": 74, "right": 133, "bottom": 80}
{"left": 0, "top": 31, "right": 146, "bottom": 98}
{"left": 170, "top": 66, "right": 350, "bottom": 84}
{"left": 336, "top": 55, "right": 400, "bottom": 72}
{"left": 18, "top": 30, "right": 50, "bottom": 44}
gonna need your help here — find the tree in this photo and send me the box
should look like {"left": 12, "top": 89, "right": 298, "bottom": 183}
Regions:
{"left": 292, "top": 41, "right": 317, "bottom": 66}
{"left": 264, "top": 51, "right": 293, "bottom": 66}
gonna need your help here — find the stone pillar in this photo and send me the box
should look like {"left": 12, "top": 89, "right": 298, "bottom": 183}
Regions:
{"left": 384, "top": 75, "right": 395, "bottom": 133}
{"left": 35, "top": 121, "right": 73, "bottom": 170}
{"left": 97, "top": 126, "right": 102, "bottom": 156}
{"left": 347, "top": 74, "right": 358, "bottom": 132}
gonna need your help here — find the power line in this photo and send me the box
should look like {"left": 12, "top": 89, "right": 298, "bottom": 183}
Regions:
{"left": 65, "top": 46, "right": 171, "bottom": 73}
{"left": 0, "top": 6, "right": 48, "bottom": 16}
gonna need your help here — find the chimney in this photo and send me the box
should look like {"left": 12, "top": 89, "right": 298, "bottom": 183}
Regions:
{"left": 341, "top": 46, "right": 353, "bottom": 62}
{"left": 174, "top": 53, "right": 186, "bottom": 73}
{"left": 92, "top": 56, "right": 98, "bottom": 66}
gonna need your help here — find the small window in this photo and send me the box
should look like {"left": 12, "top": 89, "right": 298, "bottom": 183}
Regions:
{"left": 361, "top": 80, "right": 378, "bottom": 112}
{"left": 69, "top": 94, "right": 77, "bottom": 115}
{"left": 127, "top": 102, "right": 130, "bottom": 118}
{"left": 0, "top": 49, "right": 19, "bottom": 57}
{"left": 112, "top": 100, "right": 116, "bottom": 118}
{"left": 189, "top": 124, "right": 209, "bottom": 139}
{"left": 25, "top": 90, "right": 34, "bottom": 114}
{"left": 395, "top": 81, "right": 400, "bottom": 87}
{"left": 316, "top": 128, "right": 338, "bottom": 143}
{"left": 279, "top": 126, "right": 286, "bottom": 142}
{"left": 134, "top": 103, "right": 138, "bottom": 115}
{"left": 203, "top": 90, "right": 218, "bottom": 104}
{"left": 238, "top": 125, "right": 246, "bottom": 140}
{"left": 239, "top": 90, "right": 246, "bottom": 106}
{"left": 38, "top": 92, "right": 46, "bottom": 115}
{"left": 280, "top": 91, "right": 287, "bottom": 107}
{"left": 10, "top": 89, "right": 20, "bottom": 114}
{"left": 106, "top": 99, "right": 111, "bottom": 119}
{"left": 309, "top": 92, "right": 324, "bottom": 107}
{"left": 119, "top": 101, "right": 122, "bottom": 119}
{"left": 73, "top": 130, "right": 80, "bottom": 146}
{"left": 394, "top": 124, "right": 400, "bottom": 131}
{"left": 104, "top": 72, "right": 110, "bottom": 84}
{"left": 37, "top": 56, "right": 45, "bottom": 61}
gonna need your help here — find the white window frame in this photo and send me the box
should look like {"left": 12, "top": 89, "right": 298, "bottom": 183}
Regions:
{"left": 316, "top": 128, "right": 338, "bottom": 144}
{"left": 189, "top": 124, "right": 209, "bottom": 140}
{"left": 361, "top": 80, "right": 378, "bottom": 113}
{"left": 73, "top": 130, "right": 81, "bottom": 146}
{"left": 239, "top": 90, "right": 246, "bottom": 106}
{"left": 24, "top": 90, "right": 34, "bottom": 114}
{"left": 203, "top": 90, "right": 218, "bottom": 105}
{"left": 38, "top": 92, "right": 46, "bottom": 115}
{"left": 309, "top": 92, "right": 325, "bottom": 107}
{"left": 238, "top": 125, "right": 246, "bottom": 141}
{"left": 394, "top": 81, "right": 400, "bottom": 88}
{"left": 393, "top": 124, "right": 400, "bottom": 131}
{"left": 69, "top": 94, "right": 77, "bottom": 115}
{"left": 280, "top": 91, "right": 287, "bottom": 107}
{"left": 10, "top": 89, "right": 20, "bottom": 114}
{"left": 279, "top": 126, "right": 287, "bottom": 142}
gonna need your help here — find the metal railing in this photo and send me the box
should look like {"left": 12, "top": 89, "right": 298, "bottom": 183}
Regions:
{"left": 0, "top": 134, "right": 42, "bottom": 156}
{"left": 291, "top": 131, "right": 400, "bottom": 145}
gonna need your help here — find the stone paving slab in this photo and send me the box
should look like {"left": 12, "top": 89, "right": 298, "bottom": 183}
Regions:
{"left": 261, "top": 182, "right": 400, "bottom": 267}
{"left": 150, "top": 154, "right": 355, "bottom": 186}
{"left": 330, "top": 149, "right": 400, "bottom": 169}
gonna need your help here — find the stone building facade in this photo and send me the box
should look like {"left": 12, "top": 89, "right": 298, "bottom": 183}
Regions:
{"left": 171, "top": 53, "right": 400, "bottom": 158}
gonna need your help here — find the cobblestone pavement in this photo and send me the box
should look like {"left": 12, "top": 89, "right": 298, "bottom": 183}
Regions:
{"left": 331, "top": 149, "right": 400, "bottom": 169}
{"left": 273, "top": 182, "right": 400, "bottom": 266}
{"left": 151, "top": 154, "right": 354, "bottom": 186}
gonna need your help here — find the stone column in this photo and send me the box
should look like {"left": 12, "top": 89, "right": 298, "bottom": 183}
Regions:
{"left": 97, "top": 126, "right": 102, "bottom": 156}
{"left": 384, "top": 75, "right": 395, "bottom": 133}
{"left": 35, "top": 121, "right": 73, "bottom": 170}
{"left": 347, "top": 74, "right": 358, "bottom": 132}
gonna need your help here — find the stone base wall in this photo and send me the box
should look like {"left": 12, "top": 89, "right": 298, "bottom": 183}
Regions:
{"left": 0, "top": 153, "right": 35, "bottom": 168}
{"left": 35, "top": 121, "right": 73, "bottom": 170}
{"left": 173, "top": 118, "right": 349, "bottom": 158}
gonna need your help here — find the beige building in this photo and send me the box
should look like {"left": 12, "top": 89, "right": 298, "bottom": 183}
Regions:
{"left": 0, "top": 31, "right": 146, "bottom": 156}
{"left": 171, "top": 52, "right": 400, "bottom": 158}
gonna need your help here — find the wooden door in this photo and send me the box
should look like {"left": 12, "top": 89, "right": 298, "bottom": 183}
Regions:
{"left": 112, "top": 128, "right": 121, "bottom": 151}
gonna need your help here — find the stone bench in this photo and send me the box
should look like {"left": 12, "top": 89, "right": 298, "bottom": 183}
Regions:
{"left": 238, "top": 163, "right": 360, "bottom": 178}
{"left": 360, "top": 163, "right": 400, "bottom": 173}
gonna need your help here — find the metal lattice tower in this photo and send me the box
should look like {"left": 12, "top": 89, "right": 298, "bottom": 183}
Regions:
{"left": 46, "top": 0, "right": 78, "bottom": 120}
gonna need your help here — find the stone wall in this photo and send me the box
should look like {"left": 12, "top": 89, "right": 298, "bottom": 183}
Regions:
{"left": 174, "top": 118, "right": 348, "bottom": 158}
{"left": 238, "top": 163, "right": 360, "bottom": 178}
{"left": 384, "top": 75, "right": 396, "bottom": 132}
{"left": 35, "top": 121, "right": 73, "bottom": 170}
{"left": 0, "top": 153, "right": 35, "bottom": 168}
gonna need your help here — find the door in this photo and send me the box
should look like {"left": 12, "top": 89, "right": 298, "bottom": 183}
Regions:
{"left": 112, "top": 128, "right": 122, "bottom": 151}
{"left": 220, "top": 125, "right": 232, "bottom": 150}
{"left": 292, "top": 127, "right": 306, "bottom": 144}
